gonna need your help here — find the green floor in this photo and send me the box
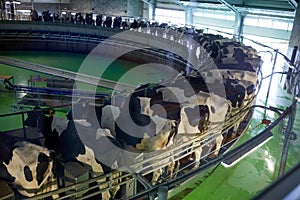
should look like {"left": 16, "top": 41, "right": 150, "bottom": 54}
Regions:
{"left": 0, "top": 48, "right": 299, "bottom": 200}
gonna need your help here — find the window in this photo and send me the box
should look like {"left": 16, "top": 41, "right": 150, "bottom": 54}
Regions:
{"left": 272, "top": 18, "right": 288, "bottom": 30}
{"left": 258, "top": 17, "right": 273, "bottom": 28}
{"left": 205, "top": 10, "right": 215, "bottom": 18}
{"left": 244, "top": 15, "right": 259, "bottom": 26}
{"left": 155, "top": 8, "right": 185, "bottom": 24}
{"left": 225, "top": 11, "right": 235, "bottom": 21}
{"left": 214, "top": 11, "right": 225, "bottom": 19}
{"left": 245, "top": 15, "right": 294, "bottom": 31}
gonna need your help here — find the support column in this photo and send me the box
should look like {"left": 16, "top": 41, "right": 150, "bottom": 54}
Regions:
{"left": 185, "top": 6, "right": 193, "bottom": 26}
{"left": 0, "top": 0, "right": 4, "bottom": 20}
{"left": 31, "top": 0, "right": 34, "bottom": 10}
{"left": 127, "top": 0, "right": 143, "bottom": 18}
{"left": 284, "top": 5, "right": 300, "bottom": 93}
{"left": 148, "top": 0, "right": 155, "bottom": 20}
{"left": 234, "top": 12, "right": 244, "bottom": 41}
{"left": 157, "top": 186, "right": 168, "bottom": 200}
{"left": 287, "top": 5, "right": 300, "bottom": 63}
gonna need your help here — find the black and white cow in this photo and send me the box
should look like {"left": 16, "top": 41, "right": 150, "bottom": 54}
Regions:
{"left": 154, "top": 85, "right": 227, "bottom": 167}
{"left": 36, "top": 113, "right": 121, "bottom": 200}
{"left": 135, "top": 120, "right": 177, "bottom": 185}
{"left": 85, "top": 104, "right": 121, "bottom": 138}
{"left": 175, "top": 104, "right": 210, "bottom": 168}
{"left": 127, "top": 90, "right": 212, "bottom": 171}
{"left": 24, "top": 106, "right": 42, "bottom": 127}
{"left": 114, "top": 106, "right": 177, "bottom": 148}
{"left": 201, "top": 69, "right": 258, "bottom": 87}
{"left": 0, "top": 133, "right": 58, "bottom": 198}
{"left": 200, "top": 69, "right": 258, "bottom": 108}
{"left": 82, "top": 98, "right": 178, "bottom": 185}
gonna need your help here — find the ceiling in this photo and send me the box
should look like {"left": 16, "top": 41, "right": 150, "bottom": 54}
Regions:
{"left": 178, "top": 0, "right": 298, "bottom": 12}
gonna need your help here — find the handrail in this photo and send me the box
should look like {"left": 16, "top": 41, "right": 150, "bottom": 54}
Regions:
{"left": 0, "top": 30, "right": 196, "bottom": 71}
{"left": 0, "top": 56, "right": 136, "bottom": 92}
{"left": 0, "top": 104, "right": 72, "bottom": 118}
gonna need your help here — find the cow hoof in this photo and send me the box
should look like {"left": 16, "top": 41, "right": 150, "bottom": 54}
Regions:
{"left": 208, "top": 154, "right": 218, "bottom": 159}
{"left": 192, "top": 161, "right": 200, "bottom": 170}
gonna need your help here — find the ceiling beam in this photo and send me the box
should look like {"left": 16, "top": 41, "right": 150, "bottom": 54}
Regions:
{"left": 174, "top": 0, "right": 185, "bottom": 6}
{"left": 287, "top": 0, "right": 298, "bottom": 9}
{"left": 217, "top": 0, "right": 243, "bottom": 15}
{"left": 141, "top": 0, "right": 151, "bottom": 5}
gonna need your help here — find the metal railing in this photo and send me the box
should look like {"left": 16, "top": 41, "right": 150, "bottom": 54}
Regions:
{"left": 0, "top": 56, "right": 136, "bottom": 92}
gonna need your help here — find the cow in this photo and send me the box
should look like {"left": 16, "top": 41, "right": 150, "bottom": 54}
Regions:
{"left": 113, "top": 16, "right": 122, "bottom": 29}
{"left": 222, "top": 70, "right": 259, "bottom": 102}
{"left": 96, "top": 14, "right": 103, "bottom": 26}
{"left": 0, "top": 133, "right": 58, "bottom": 198}
{"left": 100, "top": 105, "right": 121, "bottom": 138}
{"left": 127, "top": 83, "right": 164, "bottom": 113}
{"left": 137, "top": 97, "right": 153, "bottom": 117}
{"left": 175, "top": 104, "right": 210, "bottom": 169}
{"left": 130, "top": 82, "right": 223, "bottom": 170}
{"left": 208, "top": 134, "right": 224, "bottom": 159}
{"left": 156, "top": 87, "right": 187, "bottom": 103}
{"left": 51, "top": 116, "right": 68, "bottom": 136}
{"left": 37, "top": 114, "right": 120, "bottom": 200}
{"left": 24, "top": 106, "right": 42, "bottom": 127}
{"left": 199, "top": 68, "right": 258, "bottom": 135}
{"left": 223, "top": 80, "right": 247, "bottom": 109}
{"left": 113, "top": 95, "right": 178, "bottom": 185}
{"left": 104, "top": 16, "right": 112, "bottom": 28}
{"left": 170, "top": 73, "right": 208, "bottom": 97}
{"left": 170, "top": 92, "right": 229, "bottom": 169}
{"left": 177, "top": 104, "right": 210, "bottom": 138}
{"left": 135, "top": 119, "right": 177, "bottom": 185}
{"left": 199, "top": 69, "right": 256, "bottom": 109}
{"left": 70, "top": 98, "right": 179, "bottom": 186}
{"left": 132, "top": 93, "right": 211, "bottom": 171}
{"left": 227, "top": 70, "right": 258, "bottom": 86}
{"left": 37, "top": 109, "right": 57, "bottom": 150}
{"left": 186, "top": 92, "right": 230, "bottom": 127}
{"left": 114, "top": 107, "right": 176, "bottom": 148}
{"left": 245, "top": 57, "right": 262, "bottom": 73}
{"left": 222, "top": 45, "right": 258, "bottom": 58}
{"left": 83, "top": 103, "right": 121, "bottom": 138}
{"left": 218, "top": 61, "right": 256, "bottom": 72}
{"left": 201, "top": 69, "right": 259, "bottom": 87}
{"left": 131, "top": 92, "right": 211, "bottom": 137}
